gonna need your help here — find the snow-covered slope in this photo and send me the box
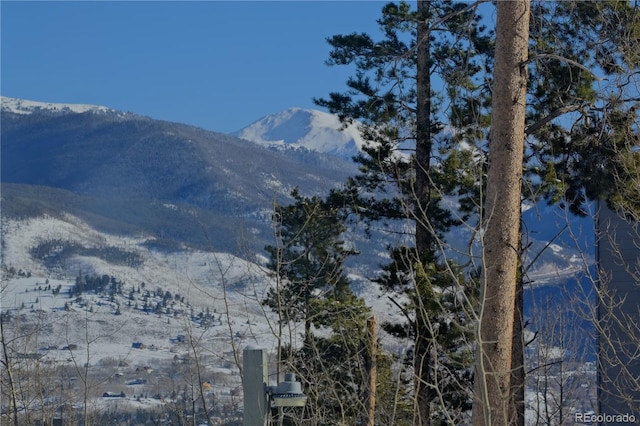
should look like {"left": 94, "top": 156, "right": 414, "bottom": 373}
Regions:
{"left": 1, "top": 96, "right": 117, "bottom": 115}
{"left": 0, "top": 213, "right": 280, "bottom": 417}
{"left": 0, "top": 214, "right": 597, "bottom": 422}
{"left": 232, "top": 108, "right": 365, "bottom": 160}
{"left": 1, "top": 214, "right": 269, "bottom": 314}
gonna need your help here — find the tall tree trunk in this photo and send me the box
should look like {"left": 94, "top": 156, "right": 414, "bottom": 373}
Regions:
{"left": 414, "top": 1, "right": 434, "bottom": 425}
{"left": 473, "top": 1, "right": 530, "bottom": 425}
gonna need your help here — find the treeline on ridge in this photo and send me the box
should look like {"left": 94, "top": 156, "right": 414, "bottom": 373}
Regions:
{"left": 30, "top": 239, "right": 143, "bottom": 269}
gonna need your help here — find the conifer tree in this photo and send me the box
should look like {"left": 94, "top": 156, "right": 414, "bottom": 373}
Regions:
{"left": 472, "top": 1, "right": 530, "bottom": 424}
{"left": 263, "top": 188, "right": 372, "bottom": 424}
{"left": 475, "top": 1, "right": 640, "bottom": 423}
{"left": 263, "top": 188, "right": 360, "bottom": 345}
{"left": 316, "top": 2, "right": 491, "bottom": 423}
{"left": 317, "top": 1, "right": 639, "bottom": 423}
{"left": 525, "top": 0, "right": 640, "bottom": 217}
{"left": 520, "top": 3, "right": 639, "bottom": 422}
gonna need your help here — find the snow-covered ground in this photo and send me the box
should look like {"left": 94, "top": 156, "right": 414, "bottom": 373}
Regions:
{"left": 1, "top": 213, "right": 597, "bottom": 424}
{"left": 1, "top": 214, "right": 407, "bottom": 420}
{"left": 1, "top": 214, "right": 287, "bottom": 421}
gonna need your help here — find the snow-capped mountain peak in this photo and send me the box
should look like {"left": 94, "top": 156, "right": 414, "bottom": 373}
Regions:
{"left": 232, "top": 108, "right": 365, "bottom": 160}
{"left": 1, "top": 96, "right": 114, "bottom": 115}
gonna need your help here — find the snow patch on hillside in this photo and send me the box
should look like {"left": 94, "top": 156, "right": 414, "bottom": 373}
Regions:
{"left": 3, "top": 215, "right": 266, "bottom": 310}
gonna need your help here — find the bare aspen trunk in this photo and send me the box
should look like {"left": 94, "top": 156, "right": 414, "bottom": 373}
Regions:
{"left": 473, "top": 1, "right": 530, "bottom": 425}
{"left": 363, "top": 316, "right": 377, "bottom": 426}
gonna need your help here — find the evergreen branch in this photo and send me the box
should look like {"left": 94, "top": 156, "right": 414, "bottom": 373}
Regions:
{"left": 410, "top": 0, "right": 490, "bottom": 61}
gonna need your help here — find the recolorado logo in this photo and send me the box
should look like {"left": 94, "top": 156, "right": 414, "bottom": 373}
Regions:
{"left": 575, "top": 412, "right": 637, "bottom": 424}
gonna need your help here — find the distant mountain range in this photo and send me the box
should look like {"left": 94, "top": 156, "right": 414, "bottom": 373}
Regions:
{"left": 1, "top": 96, "right": 358, "bottom": 255}
{"left": 1, "top": 96, "right": 592, "bottom": 280}
{"left": 1, "top": 96, "right": 117, "bottom": 115}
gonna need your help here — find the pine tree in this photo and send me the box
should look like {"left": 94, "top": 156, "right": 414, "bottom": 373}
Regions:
{"left": 263, "top": 188, "right": 373, "bottom": 425}
{"left": 525, "top": 0, "right": 640, "bottom": 217}
{"left": 316, "top": 1, "right": 639, "bottom": 423}
{"left": 518, "top": 2, "right": 640, "bottom": 422}
{"left": 316, "top": 2, "right": 490, "bottom": 423}
{"left": 473, "top": 2, "right": 640, "bottom": 423}
{"left": 263, "top": 188, "right": 360, "bottom": 345}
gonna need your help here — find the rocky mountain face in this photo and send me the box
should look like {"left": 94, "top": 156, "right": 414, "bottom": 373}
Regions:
{"left": 232, "top": 107, "right": 365, "bottom": 160}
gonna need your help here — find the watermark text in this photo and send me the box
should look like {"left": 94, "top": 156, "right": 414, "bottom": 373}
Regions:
{"left": 575, "top": 412, "right": 637, "bottom": 424}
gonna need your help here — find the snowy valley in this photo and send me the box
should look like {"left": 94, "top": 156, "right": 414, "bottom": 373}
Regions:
{"left": 1, "top": 97, "right": 599, "bottom": 425}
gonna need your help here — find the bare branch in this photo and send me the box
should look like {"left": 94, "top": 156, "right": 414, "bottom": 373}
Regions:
{"left": 524, "top": 53, "right": 601, "bottom": 80}
{"left": 525, "top": 105, "right": 585, "bottom": 136}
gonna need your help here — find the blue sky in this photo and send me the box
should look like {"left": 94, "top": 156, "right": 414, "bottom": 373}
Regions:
{"left": 1, "top": 1, "right": 386, "bottom": 133}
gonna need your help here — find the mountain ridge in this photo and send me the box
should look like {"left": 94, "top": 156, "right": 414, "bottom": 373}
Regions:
{"left": 1, "top": 97, "right": 358, "bottom": 254}
{"left": 1, "top": 95, "right": 122, "bottom": 116}
{"left": 0, "top": 97, "right": 599, "bottom": 423}
{"left": 1, "top": 96, "right": 592, "bottom": 276}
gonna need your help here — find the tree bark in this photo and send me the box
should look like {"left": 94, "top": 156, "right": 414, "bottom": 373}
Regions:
{"left": 473, "top": 1, "right": 530, "bottom": 425}
{"left": 363, "top": 316, "right": 378, "bottom": 426}
{"left": 414, "top": 2, "right": 434, "bottom": 425}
